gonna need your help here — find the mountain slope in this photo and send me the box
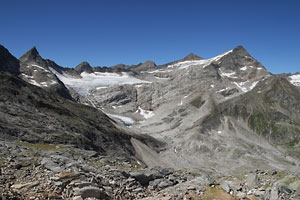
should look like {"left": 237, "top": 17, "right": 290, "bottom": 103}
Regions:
{"left": 0, "top": 45, "right": 164, "bottom": 157}
{"left": 220, "top": 76, "right": 300, "bottom": 157}
{"left": 19, "top": 47, "right": 73, "bottom": 100}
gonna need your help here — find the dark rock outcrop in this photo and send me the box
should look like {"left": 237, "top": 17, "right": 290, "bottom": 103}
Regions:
{"left": 0, "top": 45, "right": 20, "bottom": 74}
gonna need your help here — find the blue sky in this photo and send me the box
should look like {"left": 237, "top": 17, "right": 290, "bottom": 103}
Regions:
{"left": 1, "top": 0, "right": 299, "bottom": 74}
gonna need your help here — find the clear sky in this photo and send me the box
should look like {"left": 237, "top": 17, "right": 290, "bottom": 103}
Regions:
{"left": 1, "top": 0, "right": 299, "bottom": 74}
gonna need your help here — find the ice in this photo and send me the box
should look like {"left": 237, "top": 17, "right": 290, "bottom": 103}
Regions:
{"left": 249, "top": 81, "right": 259, "bottom": 90}
{"left": 240, "top": 66, "right": 247, "bottom": 71}
{"left": 29, "top": 79, "right": 41, "bottom": 87}
{"left": 219, "top": 69, "right": 237, "bottom": 78}
{"left": 96, "top": 86, "right": 108, "bottom": 90}
{"left": 50, "top": 80, "right": 58, "bottom": 85}
{"left": 155, "top": 76, "right": 170, "bottom": 80}
{"left": 178, "top": 101, "right": 183, "bottom": 106}
{"left": 216, "top": 88, "right": 229, "bottom": 93}
{"left": 233, "top": 80, "right": 259, "bottom": 92}
{"left": 49, "top": 67, "right": 151, "bottom": 96}
{"left": 138, "top": 106, "right": 154, "bottom": 119}
{"left": 108, "top": 114, "right": 134, "bottom": 126}
{"left": 289, "top": 74, "right": 300, "bottom": 86}
{"left": 167, "top": 49, "right": 233, "bottom": 70}
{"left": 32, "top": 64, "right": 50, "bottom": 73}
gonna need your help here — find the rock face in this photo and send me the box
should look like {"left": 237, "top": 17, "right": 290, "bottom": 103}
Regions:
{"left": 1, "top": 44, "right": 300, "bottom": 199}
{"left": 0, "top": 45, "right": 20, "bottom": 74}
{"left": 74, "top": 61, "right": 93, "bottom": 73}
{"left": 0, "top": 46, "right": 165, "bottom": 158}
{"left": 19, "top": 46, "right": 73, "bottom": 100}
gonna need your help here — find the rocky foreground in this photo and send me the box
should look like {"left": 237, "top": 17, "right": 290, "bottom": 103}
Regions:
{"left": 1, "top": 140, "right": 300, "bottom": 200}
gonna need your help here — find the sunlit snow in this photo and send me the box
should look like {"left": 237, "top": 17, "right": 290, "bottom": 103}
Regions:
{"left": 289, "top": 74, "right": 300, "bottom": 86}
{"left": 32, "top": 65, "right": 50, "bottom": 73}
{"left": 49, "top": 68, "right": 151, "bottom": 96}
{"left": 166, "top": 50, "right": 233, "bottom": 70}
{"left": 233, "top": 81, "right": 259, "bottom": 92}
{"left": 108, "top": 114, "right": 134, "bottom": 126}
{"left": 138, "top": 107, "right": 154, "bottom": 119}
{"left": 240, "top": 66, "right": 247, "bottom": 71}
{"left": 219, "top": 70, "right": 237, "bottom": 78}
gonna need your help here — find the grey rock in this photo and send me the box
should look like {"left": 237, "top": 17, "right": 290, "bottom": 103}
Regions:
{"left": 74, "top": 186, "right": 107, "bottom": 199}
{"left": 40, "top": 158, "right": 61, "bottom": 172}
{"left": 279, "top": 184, "right": 293, "bottom": 195}
{"left": 220, "top": 181, "right": 231, "bottom": 193}
{"left": 130, "top": 171, "right": 154, "bottom": 186}
{"left": 157, "top": 179, "right": 174, "bottom": 189}
{"left": 246, "top": 173, "right": 259, "bottom": 189}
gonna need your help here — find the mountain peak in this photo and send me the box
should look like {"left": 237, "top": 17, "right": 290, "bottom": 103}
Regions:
{"left": 133, "top": 60, "right": 156, "bottom": 71}
{"left": 232, "top": 45, "right": 249, "bottom": 55}
{"left": 75, "top": 61, "right": 93, "bottom": 73}
{"left": 183, "top": 53, "right": 203, "bottom": 61}
{"left": 20, "top": 46, "right": 41, "bottom": 62}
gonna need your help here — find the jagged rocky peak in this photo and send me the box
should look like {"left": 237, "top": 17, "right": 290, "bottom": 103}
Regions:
{"left": 19, "top": 46, "right": 41, "bottom": 63}
{"left": 217, "top": 45, "right": 268, "bottom": 73}
{"left": 183, "top": 53, "right": 203, "bottom": 61}
{"left": 74, "top": 61, "right": 93, "bottom": 73}
{"left": 0, "top": 45, "right": 20, "bottom": 74}
{"left": 135, "top": 60, "right": 156, "bottom": 71}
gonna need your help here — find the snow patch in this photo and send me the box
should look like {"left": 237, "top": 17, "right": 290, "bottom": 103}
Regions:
{"left": 138, "top": 107, "right": 154, "bottom": 119}
{"left": 147, "top": 69, "right": 173, "bottom": 73}
{"left": 219, "top": 70, "right": 237, "bottom": 78}
{"left": 289, "top": 74, "right": 300, "bottom": 86}
{"left": 32, "top": 65, "right": 50, "bottom": 73}
{"left": 216, "top": 88, "right": 229, "bottom": 93}
{"left": 178, "top": 101, "right": 183, "bottom": 106}
{"left": 240, "top": 66, "right": 247, "bottom": 71}
{"left": 96, "top": 86, "right": 108, "bottom": 90}
{"left": 108, "top": 114, "right": 134, "bottom": 126}
{"left": 50, "top": 80, "right": 57, "bottom": 85}
{"left": 166, "top": 50, "right": 233, "bottom": 70}
{"left": 155, "top": 76, "right": 170, "bottom": 80}
{"left": 233, "top": 81, "right": 259, "bottom": 92}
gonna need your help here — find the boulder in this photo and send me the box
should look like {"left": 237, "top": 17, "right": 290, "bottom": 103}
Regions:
{"left": 74, "top": 186, "right": 108, "bottom": 199}
{"left": 245, "top": 173, "right": 259, "bottom": 189}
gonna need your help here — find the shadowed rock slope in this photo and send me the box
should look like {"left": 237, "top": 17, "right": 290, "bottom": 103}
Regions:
{"left": 0, "top": 46, "right": 164, "bottom": 157}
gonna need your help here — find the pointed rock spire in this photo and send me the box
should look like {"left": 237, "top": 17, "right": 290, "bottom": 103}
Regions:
{"left": 19, "top": 46, "right": 41, "bottom": 62}
{"left": 231, "top": 45, "right": 251, "bottom": 57}
{"left": 75, "top": 61, "right": 93, "bottom": 73}
{"left": 183, "top": 53, "right": 203, "bottom": 61}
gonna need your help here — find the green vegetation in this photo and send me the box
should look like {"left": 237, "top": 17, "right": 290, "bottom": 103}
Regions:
{"left": 16, "top": 141, "right": 67, "bottom": 151}
{"left": 248, "top": 112, "right": 269, "bottom": 135}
